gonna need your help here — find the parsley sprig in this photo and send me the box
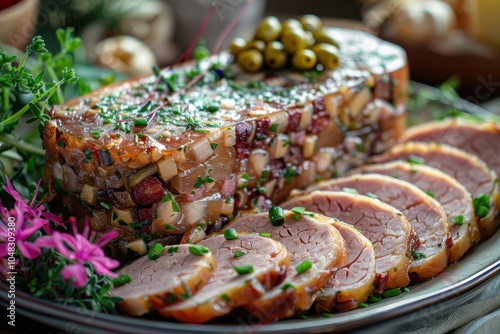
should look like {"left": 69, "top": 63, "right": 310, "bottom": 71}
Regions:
{"left": 0, "top": 29, "right": 82, "bottom": 195}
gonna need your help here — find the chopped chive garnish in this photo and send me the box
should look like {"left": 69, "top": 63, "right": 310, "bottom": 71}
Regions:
{"left": 322, "top": 313, "right": 333, "bottom": 318}
{"left": 296, "top": 259, "right": 312, "bottom": 274}
{"left": 269, "top": 123, "right": 279, "bottom": 132}
{"left": 234, "top": 265, "right": 254, "bottom": 275}
{"left": 221, "top": 293, "right": 231, "bottom": 302}
{"left": 189, "top": 244, "right": 210, "bottom": 256}
{"left": 424, "top": 190, "right": 435, "bottom": 198}
{"left": 382, "top": 288, "right": 402, "bottom": 298}
{"left": 148, "top": 243, "right": 163, "bottom": 260}
{"left": 57, "top": 140, "right": 66, "bottom": 148}
{"left": 194, "top": 176, "right": 204, "bottom": 189}
{"left": 342, "top": 187, "right": 358, "bottom": 194}
{"left": 210, "top": 143, "right": 218, "bottom": 150}
{"left": 84, "top": 147, "right": 92, "bottom": 162}
{"left": 473, "top": 194, "right": 490, "bottom": 218}
{"left": 451, "top": 215, "right": 464, "bottom": 225}
{"left": 205, "top": 104, "right": 220, "bottom": 112}
{"left": 410, "top": 250, "right": 427, "bottom": 260}
{"left": 167, "top": 246, "right": 179, "bottom": 253}
{"left": 476, "top": 206, "right": 489, "bottom": 218}
{"left": 133, "top": 118, "right": 148, "bottom": 127}
{"left": 269, "top": 206, "right": 285, "bottom": 226}
{"left": 369, "top": 293, "right": 382, "bottom": 303}
{"left": 404, "top": 287, "right": 410, "bottom": 292}
{"left": 204, "top": 176, "right": 215, "bottom": 183}
{"left": 359, "top": 302, "right": 368, "bottom": 308}
{"left": 90, "top": 129, "right": 101, "bottom": 139}
{"left": 164, "top": 224, "right": 174, "bottom": 230}
{"left": 224, "top": 228, "right": 238, "bottom": 240}
{"left": 111, "top": 274, "right": 131, "bottom": 286}
{"left": 100, "top": 202, "right": 110, "bottom": 209}
{"left": 366, "top": 192, "right": 378, "bottom": 199}
{"left": 291, "top": 206, "right": 306, "bottom": 216}
{"left": 280, "top": 283, "right": 296, "bottom": 290}
{"left": 234, "top": 250, "right": 246, "bottom": 258}
{"left": 407, "top": 155, "right": 425, "bottom": 165}
{"left": 259, "top": 232, "right": 271, "bottom": 237}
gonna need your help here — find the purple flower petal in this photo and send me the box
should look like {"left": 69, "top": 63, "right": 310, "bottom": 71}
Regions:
{"left": 91, "top": 257, "right": 119, "bottom": 277}
{"left": 16, "top": 241, "right": 41, "bottom": 260}
{"left": 61, "top": 263, "right": 88, "bottom": 288}
{"left": 93, "top": 230, "right": 119, "bottom": 248}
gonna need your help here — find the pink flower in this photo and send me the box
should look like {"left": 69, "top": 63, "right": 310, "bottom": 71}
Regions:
{"left": 0, "top": 177, "right": 60, "bottom": 260}
{"left": 36, "top": 217, "right": 120, "bottom": 288}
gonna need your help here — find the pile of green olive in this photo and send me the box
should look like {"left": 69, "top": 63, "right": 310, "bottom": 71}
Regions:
{"left": 229, "top": 15, "right": 340, "bottom": 72}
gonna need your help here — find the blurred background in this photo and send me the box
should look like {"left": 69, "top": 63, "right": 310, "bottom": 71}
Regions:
{"left": 1, "top": 0, "right": 499, "bottom": 107}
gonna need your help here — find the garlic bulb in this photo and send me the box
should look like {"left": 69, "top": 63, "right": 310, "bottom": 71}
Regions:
{"left": 390, "top": 0, "right": 456, "bottom": 45}
{"left": 94, "top": 35, "right": 156, "bottom": 76}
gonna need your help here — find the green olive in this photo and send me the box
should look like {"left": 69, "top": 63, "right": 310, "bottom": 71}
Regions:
{"left": 312, "top": 43, "right": 340, "bottom": 70}
{"left": 313, "top": 29, "right": 340, "bottom": 47}
{"left": 264, "top": 41, "right": 287, "bottom": 69}
{"left": 244, "top": 40, "right": 266, "bottom": 53}
{"left": 299, "top": 14, "right": 322, "bottom": 32}
{"left": 282, "top": 18, "right": 302, "bottom": 33}
{"left": 292, "top": 49, "right": 317, "bottom": 71}
{"left": 229, "top": 37, "right": 247, "bottom": 56}
{"left": 305, "top": 31, "right": 315, "bottom": 46}
{"left": 254, "top": 16, "right": 282, "bottom": 43}
{"left": 237, "top": 49, "right": 264, "bottom": 72}
{"left": 281, "top": 29, "right": 308, "bottom": 54}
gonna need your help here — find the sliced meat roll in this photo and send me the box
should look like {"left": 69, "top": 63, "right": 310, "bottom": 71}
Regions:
{"left": 356, "top": 161, "right": 480, "bottom": 262}
{"left": 321, "top": 219, "right": 376, "bottom": 312}
{"left": 228, "top": 210, "right": 347, "bottom": 322}
{"left": 283, "top": 191, "right": 413, "bottom": 291}
{"left": 111, "top": 244, "right": 216, "bottom": 316}
{"left": 400, "top": 119, "right": 500, "bottom": 177}
{"left": 158, "top": 233, "right": 290, "bottom": 323}
{"left": 309, "top": 174, "right": 450, "bottom": 281}
{"left": 374, "top": 142, "right": 500, "bottom": 238}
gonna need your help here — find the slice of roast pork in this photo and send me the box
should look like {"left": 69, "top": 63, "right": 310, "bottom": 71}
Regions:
{"left": 373, "top": 142, "right": 500, "bottom": 238}
{"left": 110, "top": 244, "right": 216, "bottom": 316}
{"left": 283, "top": 191, "right": 413, "bottom": 293}
{"left": 158, "top": 232, "right": 290, "bottom": 323}
{"left": 227, "top": 210, "right": 347, "bottom": 322}
{"left": 400, "top": 119, "right": 500, "bottom": 177}
{"left": 355, "top": 161, "right": 481, "bottom": 262}
{"left": 308, "top": 174, "right": 450, "bottom": 281}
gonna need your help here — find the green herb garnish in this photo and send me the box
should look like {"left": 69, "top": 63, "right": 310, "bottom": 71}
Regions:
{"left": 407, "top": 155, "right": 425, "bottom": 165}
{"left": 473, "top": 194, "right": 490, "bottom": 218}
{"left": 296, "top": 259, "right": 312, "bottom": 274}
{"left": 382, "top": 288, "right": 402, "bottom": 298}
{"left": 451, "top": 215, "right": 464, "bottom": 225}
{"left": 234, "top": 250, "right": 246, "bottom": 258}
{"left": 189, "top": 244, "right": 210, "bottom": 256}
{"left": 234, "top": 265, "right": 254, "bottom": 275}
{"left": 410, "top": 250, "right": 427, "bottom": 260}
{"left": 223, "top": 228, "right": 239, "bottom": 240}
{"left": 148, "top": 243, "right": 163, "bottom": 260}
{"left": 269, "top": 206, "right": 285, "bottom": 226}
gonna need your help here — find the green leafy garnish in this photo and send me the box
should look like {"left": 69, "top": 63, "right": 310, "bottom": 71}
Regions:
{"left": 189, "top": 244, "right": 210, "bottom": 256}
{"left": 233, "top": 265, "right": 254, "bottom": 275}
{"left": 296, "top": 259, "right": 312, "bottom": 274}
{"left": 473, "top": 194, "right": 490, "bottom": 218}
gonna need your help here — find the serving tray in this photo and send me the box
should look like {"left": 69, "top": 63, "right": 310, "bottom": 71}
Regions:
{"left": 1, "top": 83, "right": 500, "bottom": 333}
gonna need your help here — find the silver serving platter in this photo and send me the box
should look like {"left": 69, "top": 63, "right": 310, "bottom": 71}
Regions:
{"left": 1, "top": 83, "right": 500, "bottom": 333}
